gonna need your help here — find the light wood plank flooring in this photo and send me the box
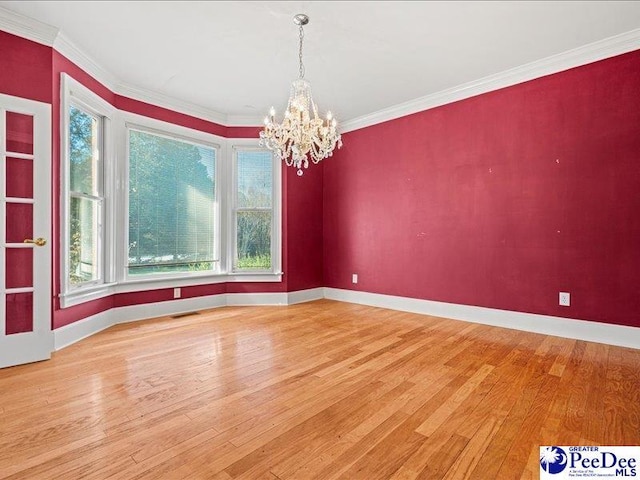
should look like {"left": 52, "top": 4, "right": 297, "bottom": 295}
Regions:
{"left": 0, "top": 299, "right": 638, "bottom": 479}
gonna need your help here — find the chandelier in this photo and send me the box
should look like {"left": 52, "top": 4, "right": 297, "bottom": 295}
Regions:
{"left": 259, "top": 14, "right": 342, "bottom": 176}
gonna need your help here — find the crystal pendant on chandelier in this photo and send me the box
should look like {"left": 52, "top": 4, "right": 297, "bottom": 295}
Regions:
{"left": 259, "top": 14, "right": 342, "bottom": 176}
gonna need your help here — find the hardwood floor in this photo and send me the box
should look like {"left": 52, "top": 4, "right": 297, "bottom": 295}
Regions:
{"left": 0, "top": 299, "right": 638, "bottom": 479}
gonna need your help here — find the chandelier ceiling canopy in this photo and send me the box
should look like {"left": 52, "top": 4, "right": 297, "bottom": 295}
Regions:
{"left": 259, "top": 14, "right": 342, "bottom": 176}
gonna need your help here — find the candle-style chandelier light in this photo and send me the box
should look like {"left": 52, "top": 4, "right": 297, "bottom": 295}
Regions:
{"left": 259, "top": 14, "right": 342, "bottom": 176}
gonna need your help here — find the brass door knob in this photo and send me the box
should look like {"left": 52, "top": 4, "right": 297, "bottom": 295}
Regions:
{"left": 23, "top": 238, "right": 47, "bottom": 247}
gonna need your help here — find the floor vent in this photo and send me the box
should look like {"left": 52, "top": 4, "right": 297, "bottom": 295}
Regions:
{"left": 170, "top": 311, "right": 200, "bottom": 319}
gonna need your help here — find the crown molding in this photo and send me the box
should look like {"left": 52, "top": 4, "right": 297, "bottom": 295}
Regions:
{"left": 226, "top": 114, "right": 264, "bottom": 127}
{"left": 340, "top": 28, "right": 640, "bottom": 134}
{"left": 116, "top": 82, "right": 229, "bottom": 126}
{"left": 0, "top": 5, "right": 58, "bottom": 46}
{"left": 2, "top": 4, "right": 639, "bottom": 132}
{"left": 53, "top": 31, "right": 119, "bottom": 91}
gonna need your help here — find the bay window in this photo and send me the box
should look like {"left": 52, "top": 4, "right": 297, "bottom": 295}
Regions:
{"left": 60, "top": 74, "right": 281, "bottom": 308}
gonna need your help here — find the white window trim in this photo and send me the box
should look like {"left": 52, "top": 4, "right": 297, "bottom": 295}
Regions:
{"left": 122, "top": 116, "right": 223, "bottom": 283}
{"left": 116, "top": 122, "right": 282, "bottom": 294}
{"left": 230, "top": 142, "right": 282, "bottom": 275}
{"left": 59, "top": 74, "right": 117, "bottom": 308}
{"left": 59, "top": 84, "right": 282, "bottom": 308}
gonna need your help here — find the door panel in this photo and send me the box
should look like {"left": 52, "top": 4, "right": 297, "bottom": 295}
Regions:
{"left": 6, "top": 203, "right": 33, "bottom": 243}
{"left": 6, "top": 292, "right": 34, "bottom": 335}
{"left": 0, "top": 94, "right": 52, "bottom": 368}
{"left": 5, "top": 111, "right": 34, "bottom": 154}
{"left": 6, "top": 248, "right": 33, "bottom": 288}
{"left": 6, "top": 157, "right": 33, "bottom": 198}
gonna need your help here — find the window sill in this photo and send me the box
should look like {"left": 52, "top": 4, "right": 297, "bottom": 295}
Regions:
{"left": 115, "top": 272, "right": 283, "bottom": 293}
{"left": 59, "top": 272, "right": 283, "bottom": 309}
{"left": 60, "top": 283, "right": 118, "bottom": 309}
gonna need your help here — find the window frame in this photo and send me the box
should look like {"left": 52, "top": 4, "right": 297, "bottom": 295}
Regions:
{"left": 122, "top": 119, "right": 223, "bottom": 283}
{"left": 231, "top": 144, "right": 281, "bottom": 274}
{"left": 59, "top": 74, "right": 117, "bottom": 308}
{"left": 59, "top": 76, "right": 283, "bottom": 308}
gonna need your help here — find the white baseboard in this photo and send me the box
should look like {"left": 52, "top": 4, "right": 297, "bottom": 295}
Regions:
{"left": 114, "top": 294, "right": 228, "bottom": 325}
{"left": 54, "top": 310, "right": 114, "bottom": 351}
{"left": 226, "top": 292, "right": 288, "bottom": 306}
{"left": 53, "top": 289, "right": 318, "bottom": 350}
{"left": 54, "top": 287, "right": 640, "bottom": 352}
{"left": 323, "top": 288, "right": 640, "bottom": 350}
{"left": 288, "top": 287, "right": 324, "bottom": 305}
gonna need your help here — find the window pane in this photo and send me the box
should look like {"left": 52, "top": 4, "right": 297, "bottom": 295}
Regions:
{"left": 237, "top": 211, "right": 271, "bottom": 270}
{"left": 237, "top": 150, "right": 272, "bottom": 208}
{"left": 69, "top": 196, "right": 101, "bottom": 285}
{"left": 69, "top": 105, "right": 101, "bottom": 196}
{"left": 128, "top": 129, "right": 216, "bottom": 275}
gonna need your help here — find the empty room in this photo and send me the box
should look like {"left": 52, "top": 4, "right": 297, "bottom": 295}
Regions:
{"left": 0, "top": 1, "right": 639, "bottom": 479}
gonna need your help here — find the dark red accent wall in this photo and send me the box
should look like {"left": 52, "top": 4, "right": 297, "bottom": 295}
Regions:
{"left": 286, "top": 164, "right": 324, "bottom": 291}
{"left": 0, "top": 31, "right": 52, "bottom": 103}
{"left": 324, "top": 50, "right": 640, "bottom": 328}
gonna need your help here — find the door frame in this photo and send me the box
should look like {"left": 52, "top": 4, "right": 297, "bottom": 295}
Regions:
{"left": 0, "top": 93, "right": 52, "bottom": 368}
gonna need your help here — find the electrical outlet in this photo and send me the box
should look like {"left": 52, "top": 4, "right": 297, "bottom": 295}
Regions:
{"left": 352, "top": 273, "right": 358, "bottom": 284}
{"left": 174, "top": 287, "right": 181, "bottom": 299}
{"left": 559, "top": 292, "right": 570, "bottom": 307}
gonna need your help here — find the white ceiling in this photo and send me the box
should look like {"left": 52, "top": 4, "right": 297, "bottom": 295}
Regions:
{"left": 2, "top": 1, "right": 640, "bottom": 124}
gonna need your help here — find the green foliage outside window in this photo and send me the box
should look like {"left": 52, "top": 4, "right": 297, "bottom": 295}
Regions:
{"left": 236, "top": 151, "right": 273, "bottom": 270}
{"left": 69, "top": 105, "right": 99, "bottom": 285}
{"left": 128, "top": 130, "right": 216, "bottom": 275}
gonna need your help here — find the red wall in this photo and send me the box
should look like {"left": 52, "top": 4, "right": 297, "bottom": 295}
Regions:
{"left": 0, "top": 31, "right": 52, "bottom": 103}
{"left": 286, "top": 163, "right": 324, "bottom": 291}
{"left": 324, "top": 50, "right": 640, "bottom": 328}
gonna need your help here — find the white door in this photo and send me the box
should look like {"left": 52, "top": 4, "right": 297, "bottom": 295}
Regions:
{"left": 0, "top": 93, "right": 52, "bottom": 368}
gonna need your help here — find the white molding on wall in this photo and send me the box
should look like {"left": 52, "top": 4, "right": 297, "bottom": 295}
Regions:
{"left": 53, "top": 289, "right": 319, "bottom": 350}
{"left": 53, "top": 31, "right": 119, "bottom": 91}
{"left": 113, "top": 294, "right": 228, "bottom": 325}
{"left": 2, "top": 6, "right": 640, "bottom": 133}
{"left": 226, "top": 292, "right": 288, "bottom": 306}
{"left": 288, "top": 287, "right": 324, "bottom": 305}
{"left": 55, "top": 286, "right": 640, "bottom": 352}
{"left": 54, "top": 310, "right": 113, "bottom": 351}
{"left": 226, "top": 115, "right": 265, "bottom": 127}
{"left": 323, "top": 288, "right": 640, "bottom": 350}
{"left": 0, "top": 5, "right": 58, "bottom": 46}
{"left": 340, "top": 28, "right": 640, "bottom": 133}
{"left": 115, "top": 82, "right": 229, "bottom": 126}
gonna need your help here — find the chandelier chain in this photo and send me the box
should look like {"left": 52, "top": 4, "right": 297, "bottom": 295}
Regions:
{"left": 298, "top": 25, "right": 305, "bottom": 79}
